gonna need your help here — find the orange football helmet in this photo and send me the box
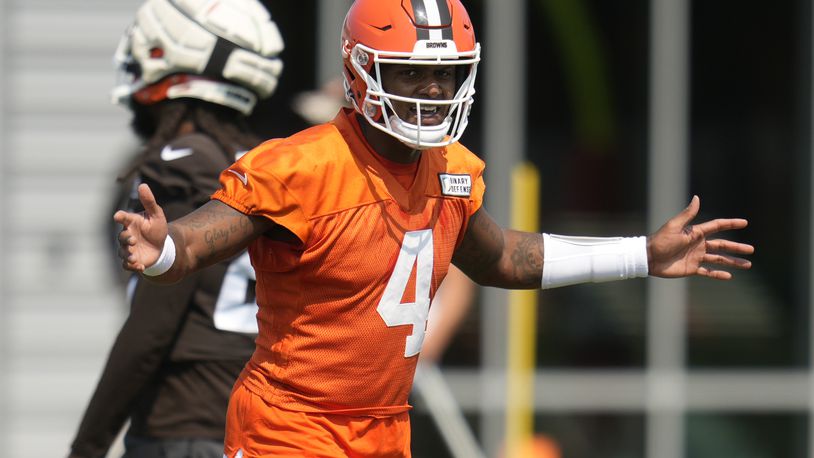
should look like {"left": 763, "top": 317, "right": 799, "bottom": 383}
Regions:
{"left": 341, "top": 0, "right": 481, "bottom": 149}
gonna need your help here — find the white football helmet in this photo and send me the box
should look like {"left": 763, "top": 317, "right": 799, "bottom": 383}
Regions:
{"left": 112, "top": 0, "right": 285, "bottom": 115}
{"left": 341, "top": 0, "right": 480, "bottom": 150}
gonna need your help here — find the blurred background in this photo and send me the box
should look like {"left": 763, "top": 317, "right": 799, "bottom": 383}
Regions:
{"left": 0, "top": 0, "right": 803, "bottom": 456}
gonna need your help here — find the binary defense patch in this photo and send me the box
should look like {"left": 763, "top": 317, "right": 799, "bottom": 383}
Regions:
{"left": 438, "top": 173, "right": 472, "bottom": 197}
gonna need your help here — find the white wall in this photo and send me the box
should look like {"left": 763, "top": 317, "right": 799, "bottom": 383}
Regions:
{"left": 1, "top": 1, "right": 140, "bottom": 456}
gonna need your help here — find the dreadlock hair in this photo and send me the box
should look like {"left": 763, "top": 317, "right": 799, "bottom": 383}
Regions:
{"left": 134, "top": 99, "right": 261, "bottom": 153}
{"left": 120, "top": 98, "right": 263, "bottom": 181}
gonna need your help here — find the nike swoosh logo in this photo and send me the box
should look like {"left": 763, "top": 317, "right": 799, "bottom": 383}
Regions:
{"left": 227, "top": 169, "right": 249, "bottom": 186}
{"left": 160, "top": 145, "right": 194, "bottom": 161}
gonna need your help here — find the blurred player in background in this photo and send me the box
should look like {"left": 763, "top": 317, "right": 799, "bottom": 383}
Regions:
{"left": 421, "top": 266, "right": 477, "bottom": 364}
{"left": 112, "top": 0, "right": 753, "bottom": 456}
{"left": 67, "top": 1, "right": 283, "bottom": 457}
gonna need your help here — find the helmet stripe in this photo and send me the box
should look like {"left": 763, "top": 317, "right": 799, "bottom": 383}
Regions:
{"left": 412, "top": 0, "right": 431, "bottom": 40}
{"left": 411, "top": 0, "right": 430, "bottom": 26}
{"left": 434, "top": 0, "right": 453, "bottom": 40}
{"left": 435, "top": 0, "right": 452, "bottom": 26}
{"left": 203, "top": 37, "right": 238, "bottom": 79}
{"left": 412, "top": 0, "right": 454, "bottom": 41}
{"left": 422, "top": 0, "right": 443, "bottom": 26}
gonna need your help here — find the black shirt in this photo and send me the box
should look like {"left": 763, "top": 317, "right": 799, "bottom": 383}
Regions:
{"left": 70, "top": 133, "right": 257, "bottom": 458}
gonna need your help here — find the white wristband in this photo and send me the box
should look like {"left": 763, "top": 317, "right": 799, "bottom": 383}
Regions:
{"left": 541, "top": 233, "right": 649, "bottom": 289}
{"left": 142, "top": 234, "right": 176, "bottom": 277}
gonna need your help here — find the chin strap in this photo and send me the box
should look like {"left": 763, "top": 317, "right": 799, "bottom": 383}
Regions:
{"left": 388, "top": 115, "right": 451, "bottom": 150}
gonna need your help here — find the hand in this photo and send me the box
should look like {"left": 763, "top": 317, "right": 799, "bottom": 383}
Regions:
{"left": 648, "top": 195, "right": 753, "bottom": 280}
{"left": 113, "top": 183, "right": 168, "bottom": 272}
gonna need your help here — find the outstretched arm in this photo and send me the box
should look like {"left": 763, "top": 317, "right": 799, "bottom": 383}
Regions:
{"left": 452, "top": 196, "right": 753, "bottom": 289}
{"left": 114, "top": 183, "right": 273, "bottom": 283}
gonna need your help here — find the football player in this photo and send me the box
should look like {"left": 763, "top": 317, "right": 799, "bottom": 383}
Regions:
{"left": 114, "top": 0, "right": 753, "bottom": 456}
{"left": 68, "top": 1, "right": 283, "bottom": 457}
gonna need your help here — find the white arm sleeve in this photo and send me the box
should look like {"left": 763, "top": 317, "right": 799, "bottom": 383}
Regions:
{"left": 541, "top": 233, "right": 649, "bottom": 289}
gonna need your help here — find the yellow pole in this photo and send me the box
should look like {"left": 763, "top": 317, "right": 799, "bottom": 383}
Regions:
{"left": 505, "top": 162, "right": 540, "bottom": 458}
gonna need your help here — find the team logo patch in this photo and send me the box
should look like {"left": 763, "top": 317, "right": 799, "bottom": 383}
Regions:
{"left": 438, "top": 173, "right": 471, "bottom": 197}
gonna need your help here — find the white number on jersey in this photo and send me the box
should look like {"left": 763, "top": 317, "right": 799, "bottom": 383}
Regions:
{"left": 377, "top": 230, "right": 434, "bottom": 357}
{"left": 127, "top": 252, "right": 259, "bottom": 333}
{"left": 213, "top": 252, "right": 259, "bottom": 333}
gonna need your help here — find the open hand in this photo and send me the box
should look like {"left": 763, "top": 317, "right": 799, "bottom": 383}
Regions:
{"left": 113, "top": 183, "right": 168, "bottom": 272}
{"left": 648, "top": 196, "right": 753, "bottom": 280}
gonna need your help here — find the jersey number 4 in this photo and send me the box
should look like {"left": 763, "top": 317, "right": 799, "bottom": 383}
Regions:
{"left": 377, "top": 230, "right": 434, "bottom": 358}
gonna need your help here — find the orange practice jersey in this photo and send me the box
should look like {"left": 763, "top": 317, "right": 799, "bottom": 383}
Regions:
{"left": 212, "top": 108, "right": 485, "bottom": 416}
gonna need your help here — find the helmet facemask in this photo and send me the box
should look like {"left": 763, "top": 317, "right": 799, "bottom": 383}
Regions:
{"left": 345, "top": 41, "right": 480, "bottom": 150}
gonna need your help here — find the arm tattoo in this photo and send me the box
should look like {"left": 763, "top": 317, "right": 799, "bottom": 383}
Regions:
{"left": 175, "top": 201, "right": 258, "bottom": 264}
{"left": 453, "top": 210, "right": 504, "bottom": 280}
{"left": 202, "top": 216, "right": 254, "bottom": 255}
{"left": 453, "top": 210, "right": 544, "bottom": 288}
{"left": 508, "top": 232, "right": 544, "bottom": 288}
{"left": 204, "top": 228, "right": 231, "bottom": 254}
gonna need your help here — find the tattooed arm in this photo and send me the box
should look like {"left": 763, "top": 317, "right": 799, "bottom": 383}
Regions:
{"left": 452, "top": 208, "right": 544, "bottom": 289}
{"left": 115, "top": 183, "right": 273, "bottom": 284}
{"left": 452, "top": 197, "right": 754, "bottom": 290}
